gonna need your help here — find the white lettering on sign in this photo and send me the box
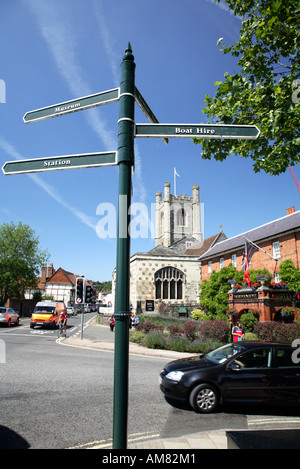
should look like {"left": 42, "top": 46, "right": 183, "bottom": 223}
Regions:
{"left": 197, "top": 127, "right": 215, "bottom": 134}
{"left": 44, "top": 159, "right": 71, "bottom": 167}
{"left": 175, "top": 127, "right": 193, "bottom": 134}
{"left": 175, "top": 127, "right": 215, "bottom": 135}
{"left": 55, "top": 102, "right": 81, "bottom": 113}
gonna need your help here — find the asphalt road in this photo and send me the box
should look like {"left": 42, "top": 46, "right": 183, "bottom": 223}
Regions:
{"left": 1, "top": 315, "right": 300, "bottom": 449}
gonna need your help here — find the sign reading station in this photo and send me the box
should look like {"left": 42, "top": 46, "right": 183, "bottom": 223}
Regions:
{"left": 2, "top": 151, "right": 117, "bottom": 175}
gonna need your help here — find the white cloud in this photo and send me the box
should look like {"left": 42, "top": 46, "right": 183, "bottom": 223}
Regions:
{"left": 23, "top": 0, "right": 147, "bottom": 206}
{"left": 0, "top": 136, "right": 97, "bottom": 230}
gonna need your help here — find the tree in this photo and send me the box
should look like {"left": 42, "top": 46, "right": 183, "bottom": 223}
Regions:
{"left": 194, "top": 0, "right": 300, "bottom": 175}
{"left": 200, "top": 264, "right": 243, "bottom": 315}
{"left": 0, "top": 222, "right": 49, "bottom": 304}
{"left": 279, "top": 259, "right": 300, "bottom": 291}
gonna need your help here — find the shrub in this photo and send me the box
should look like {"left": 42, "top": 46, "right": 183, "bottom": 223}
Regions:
{"left": 166, "top": 323, "right": 184, "bottom": 337}
{"left": 240, "top": 313, "right": 259, "bottom": 332}
{"left": 190, "top": 309, "right": 208, "bottom": 321}
{"left": 136, "top": 321, "right": 163, "bottom": 333}
{"left": 182, "top": 320, "right": 199, "bottom": 341}
{"left": 129, "top": 329, "right": 146, "bottom": 345}
{"left": 198, "top": 320, "right": 230, "bottom": 343}
{"left": 143, "top": 331, "right": 167, "bottom": 349}
{"left": 254, "top": 322, "right": 300, "bottom": 343}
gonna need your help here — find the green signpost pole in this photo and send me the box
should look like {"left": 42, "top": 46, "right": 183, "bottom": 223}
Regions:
{"left": 113, "top": 43, "right": 135, "bottom": 450}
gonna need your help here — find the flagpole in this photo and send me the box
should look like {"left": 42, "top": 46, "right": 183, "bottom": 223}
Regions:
{"left": 174, "top": 167, "right": 176, "bottom": 196}
{"left": 244, "top": 237, "right": 277, "bottom": 261}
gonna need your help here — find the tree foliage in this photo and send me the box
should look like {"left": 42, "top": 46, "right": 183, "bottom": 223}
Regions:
{"left": 0, "top": 222, "right": 49, "bottom": 304}
{"left": 279, "top": 259, "right": 300, "bottom": 291}
{"left": 195, "top": 0, "right": 300, "bottom": 175}
{"left": 200, "top": 265, "right": 272, "bottom": 316}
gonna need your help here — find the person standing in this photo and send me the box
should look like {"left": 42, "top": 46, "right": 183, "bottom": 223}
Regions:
{"left": 232, "top": 321, "right": 244, "bottom": 342}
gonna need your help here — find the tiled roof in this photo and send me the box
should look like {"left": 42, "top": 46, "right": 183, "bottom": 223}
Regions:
{"left": 184, "top": 231, "right": 227, "bottom": 256}
{"left": 199, "top": 211, "right": 300, "bottom": 260}
{"left": 46, "top": 267, "right": 76, "bottom": 285}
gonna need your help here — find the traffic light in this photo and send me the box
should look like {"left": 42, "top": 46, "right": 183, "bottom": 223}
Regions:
{"left": 85, "top": 284, "right": 93, "bottom": 304}
{"left": 295, "top": 292, "right": 300, "bottom": 308}
{"left": 76, "top": 277, "right": 85, "bottom": 304}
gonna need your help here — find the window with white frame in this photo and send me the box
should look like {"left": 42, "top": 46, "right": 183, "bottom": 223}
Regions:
{"left": 274, "top": 271, "right": 280, "bottom": 283}
{"left": 272, "top": 241, "right": 281, "bottom": 259}
{"left": 208, "top": 261, "right": 212, "bottom": 274}
{"left": 231, "top": 254, "right": 236, "bottom": 267}
{"left": 220, "top": 258, "right": 224, "bottom": 270}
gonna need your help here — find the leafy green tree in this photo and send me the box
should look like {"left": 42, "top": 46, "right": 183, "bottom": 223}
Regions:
{"left": 200, "top": 264, "right": 243, "bottom": 316}
{"left": 195, "top": 0, "right": 300, "bottom": 175}
{"left": 279, "top": 259, "right": 300, "bottom": 291}
{"left": 0, "top": 222, "right": 49, "bottom": 304}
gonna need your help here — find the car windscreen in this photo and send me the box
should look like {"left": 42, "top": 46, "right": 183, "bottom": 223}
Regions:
{"left": 205, "top": 343, "right": 246, "bottom": 364}
{"left": 34, "top": 306, "right": 55, "bottom": 313}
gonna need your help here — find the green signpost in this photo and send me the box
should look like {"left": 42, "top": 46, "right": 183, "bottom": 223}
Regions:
{"left": 2, "top": 43, "right": 261, "bottom": 450}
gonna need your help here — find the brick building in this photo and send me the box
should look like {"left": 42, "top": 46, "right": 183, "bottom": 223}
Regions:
{"left": 199, "top": 208, "right": 300, "bottom": 283}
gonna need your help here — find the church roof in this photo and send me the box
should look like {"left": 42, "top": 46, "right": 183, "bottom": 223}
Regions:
{"left": 146, "top": 245, "right": 182, "bottom": 257}
{"left": 184, "top": 230, "right": 227, "bottom": 256}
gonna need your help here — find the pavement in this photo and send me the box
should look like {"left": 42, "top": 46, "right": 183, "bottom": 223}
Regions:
{"left": 59, "top": 315, "right": 229, "bottom": 450}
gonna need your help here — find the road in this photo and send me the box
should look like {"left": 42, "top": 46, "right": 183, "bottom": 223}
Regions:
{"left": 1, "top": 314, "right": 300, "bottom": 449}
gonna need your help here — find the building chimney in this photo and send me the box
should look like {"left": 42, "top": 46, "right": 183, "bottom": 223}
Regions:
{"left": 287, "top": 206, "right": 295, "bottom": 215}
{"left": 41, "top": 264, "right": 47, "bottom": 284}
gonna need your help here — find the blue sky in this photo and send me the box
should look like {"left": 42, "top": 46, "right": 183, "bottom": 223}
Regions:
{"left": 0, "top": 0, "right": 298, "bottom": 282}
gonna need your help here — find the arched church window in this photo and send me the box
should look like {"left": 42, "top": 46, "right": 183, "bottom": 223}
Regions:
{"left": 177, "top": 208, "right": 186, "bottom": 227}
{"left": 154, "top": 267, "right": 184, "bottom": 300}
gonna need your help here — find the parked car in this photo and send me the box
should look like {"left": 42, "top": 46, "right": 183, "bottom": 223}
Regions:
{"left": 160, "top": 342, "right": 300, "bottom": 413}
{"left": 67, "top": 307, "right": 76, "bottom": 316}
{"left": 0, "top": 307, "right": 19, "bottom": 327}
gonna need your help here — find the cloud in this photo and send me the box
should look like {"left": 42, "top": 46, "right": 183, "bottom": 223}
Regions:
{"left": 0, "top": 136, "right": 97, "bottom": 230}
{"left": 24, "top": 0, "right": 116, "bottom": 151}
{"left": 23, "top": 0, "right": 147, "bottom": 204}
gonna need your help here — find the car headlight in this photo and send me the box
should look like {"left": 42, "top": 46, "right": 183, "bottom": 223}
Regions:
{"left": 165, "top": 371, "right": 184, "bottom": 382}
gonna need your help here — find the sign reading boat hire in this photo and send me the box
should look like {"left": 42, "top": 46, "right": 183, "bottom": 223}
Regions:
{"left": 23, "top": 88, "right": 120, "bottom": 123}
{"left": 135, "top": 123, "right": 260, "bottom": 139}
{"left": 2, "top": 151, "right": 117, "bottom": 175}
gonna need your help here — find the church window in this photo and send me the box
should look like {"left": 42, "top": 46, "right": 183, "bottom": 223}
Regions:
{"left": 155, "top": 267, "right": 184, "bottom": 300}
{"left": 177, "top": 208, "right": 186, "bottom": 227}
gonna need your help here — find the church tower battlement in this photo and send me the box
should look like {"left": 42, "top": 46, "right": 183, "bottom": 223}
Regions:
{"left": 155, "top": 182, "right": 203, "bottom": 247}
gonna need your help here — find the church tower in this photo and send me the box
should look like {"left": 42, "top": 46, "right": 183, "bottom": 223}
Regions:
{"left": 155, "top": 182, "right": 203, "bottom": 247}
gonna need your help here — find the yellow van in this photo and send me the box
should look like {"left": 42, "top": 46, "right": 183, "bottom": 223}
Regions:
{"left": 30, "top": 301, "right": 66, "bottom": 329}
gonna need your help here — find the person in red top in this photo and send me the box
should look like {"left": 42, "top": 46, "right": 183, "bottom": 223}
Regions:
{"left": 58, "top": 311, "right": 67, "bottom": 337}
{"left": 232, "top": 322, "right": 245, "bottom": 342}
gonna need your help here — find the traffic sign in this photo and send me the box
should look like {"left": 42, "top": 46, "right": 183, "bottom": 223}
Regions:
{"left": 23, "top": 87, "right": 120, "bottom": 123}
{"left": 2, "top": 151, "right": 117, "bottom": 175}
{"left": 135, "top": 123, "right": 260, "bottom": 139}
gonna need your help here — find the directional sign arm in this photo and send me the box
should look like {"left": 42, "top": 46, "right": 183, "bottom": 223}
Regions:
{"left": 134, "top": 87, "right": 168, "bottom": 145}
{"left": 2, "top": 151, "right": 117, "bottom": 175}
{"left": 135, "top": 123, "right": 260, "bottom": 139}
{"left": 23, "top": 88, "right": 120, "bottom": 123}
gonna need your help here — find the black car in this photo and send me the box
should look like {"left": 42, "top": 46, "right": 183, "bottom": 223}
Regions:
{"left": 160, "top": 342, "right": 300, "bottom": 413}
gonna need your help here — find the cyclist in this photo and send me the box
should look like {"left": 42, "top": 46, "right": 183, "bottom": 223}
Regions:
{"left": 58, "top": 310, "right": 67, "bottom": 337}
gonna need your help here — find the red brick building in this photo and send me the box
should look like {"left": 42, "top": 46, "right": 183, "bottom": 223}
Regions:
{"left": 199, "top": 208, "right": 300, "bottom": 284}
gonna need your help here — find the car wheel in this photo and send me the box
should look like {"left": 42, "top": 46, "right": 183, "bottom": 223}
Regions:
{"left": 189, "top": 383, "right": 219, "bottom": 413}
{"left": 15, "top": 317, "right": 19, "bottom": 326}
{"left": 7, "top": 319, "right": 11, "bottom": 327}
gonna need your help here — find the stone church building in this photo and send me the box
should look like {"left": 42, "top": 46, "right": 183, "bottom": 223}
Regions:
{"left": 113, "top": 182, "right": 225, "bottom": 314}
